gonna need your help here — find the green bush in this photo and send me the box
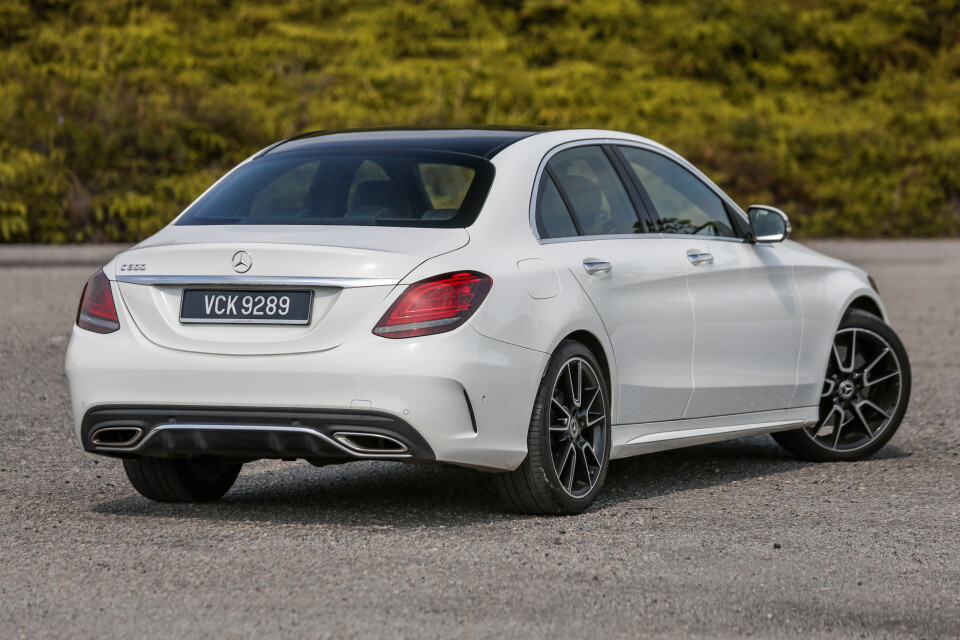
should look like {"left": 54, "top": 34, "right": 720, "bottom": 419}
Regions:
{"left": 1, "top": 0, "right": 959, "bottom": 242}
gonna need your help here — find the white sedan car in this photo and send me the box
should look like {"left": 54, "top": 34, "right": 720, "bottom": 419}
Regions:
{"left": 66, "top": 128, "right": 911, "bottom": 514}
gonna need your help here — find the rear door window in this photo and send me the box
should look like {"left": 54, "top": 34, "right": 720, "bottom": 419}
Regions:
{"left": 535, "top": 174, "right": 580, "bottom": 239}
{"left": 546, "top": 146, "right": 642, "bottom": 237}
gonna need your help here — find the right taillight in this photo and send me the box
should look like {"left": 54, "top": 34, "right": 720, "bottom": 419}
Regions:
{"left": 373, "top": 271, "right": 492, "bottom": 339}
{"left": 76, "top": 269, "right": 120, "bottom": 334}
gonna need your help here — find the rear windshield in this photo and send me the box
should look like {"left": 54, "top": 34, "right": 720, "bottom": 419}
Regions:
{"left": 176, "top": 148, "right": 494, "bottom": 228}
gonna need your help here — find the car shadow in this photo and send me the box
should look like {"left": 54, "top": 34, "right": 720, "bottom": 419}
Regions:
{"left": 601, "top": 435, "right": 909, "bottom": 506}
{"left": 91, "top": 435, "right": 911, "bottom": 527}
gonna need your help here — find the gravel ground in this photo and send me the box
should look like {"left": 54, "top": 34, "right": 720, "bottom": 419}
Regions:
{"left": 0, "top": 240, "right": 957, "bottom": 639}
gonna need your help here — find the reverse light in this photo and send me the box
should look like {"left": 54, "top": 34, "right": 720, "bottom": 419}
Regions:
{"left": 373, "top": 271, "right": 492, "bottom": 339}
{"left": 76, "top": 269, "right": 120, "bottom": 334}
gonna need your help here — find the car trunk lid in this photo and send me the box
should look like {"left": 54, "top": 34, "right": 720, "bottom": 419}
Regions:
{"left": 112, "top": 225, "right": 469, "bottom": 355}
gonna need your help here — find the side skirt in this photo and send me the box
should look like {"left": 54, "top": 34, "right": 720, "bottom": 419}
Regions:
{"left": 611, "top": 407, "right": 819, "bottom": 458}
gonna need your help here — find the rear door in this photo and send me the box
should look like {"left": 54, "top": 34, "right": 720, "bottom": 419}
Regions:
{"left": 537, "top": 144, "right": 695, "bottom": 424}
{"left": 616, "top": 144, "right": 802, "bottom": 418}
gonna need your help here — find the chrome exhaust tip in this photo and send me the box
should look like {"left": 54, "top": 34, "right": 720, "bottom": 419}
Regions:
{"left": 332, "top": 431, "right": 409, "bottom": 455}
{"left": 90, "top": 426, "right": 144, "bottom": 448}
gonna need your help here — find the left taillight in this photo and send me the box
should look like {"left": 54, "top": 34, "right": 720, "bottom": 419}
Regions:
{"left": 373, "top": 271, "right": 492, "bottom": 339}
{"left": 76, "top": 269, "right": 120, "bottom": 334}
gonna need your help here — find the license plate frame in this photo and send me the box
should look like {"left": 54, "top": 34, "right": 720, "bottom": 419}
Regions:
{"left": 179, "top": 289, "right": 313, "bottom": 325}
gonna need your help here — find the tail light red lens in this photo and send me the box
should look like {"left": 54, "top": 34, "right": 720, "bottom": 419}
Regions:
{"left": 373, "top": 271, "right": 492, "bottom": 339}
{"left": 76, "top": 269, "right": 120, "bottom": 334}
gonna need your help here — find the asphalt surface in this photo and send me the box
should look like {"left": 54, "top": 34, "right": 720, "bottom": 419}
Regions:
{"left": 0, "top": 240, "right": 957, "bottom": 639}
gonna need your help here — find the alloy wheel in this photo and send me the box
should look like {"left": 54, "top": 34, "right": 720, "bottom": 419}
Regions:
{"left": 547, "top": 357, "right": 608, "bottom": 497}
{"left": 809, "top": 327, "right": 904, "bottom": 451}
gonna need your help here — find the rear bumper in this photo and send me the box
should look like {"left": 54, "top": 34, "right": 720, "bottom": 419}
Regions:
{"left": 80, "top": 406, "right": 436, "bottom": 462}
{"left": 66, "top": 318, "right": 548, "bottom": 471}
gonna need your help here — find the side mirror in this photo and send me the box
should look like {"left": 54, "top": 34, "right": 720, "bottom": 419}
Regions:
{"left": 747, "top": 205, "right": 791, "bottom": 243}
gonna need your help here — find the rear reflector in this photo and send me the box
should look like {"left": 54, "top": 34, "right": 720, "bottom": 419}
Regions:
{"left": 76, "top": 269, "right": 120, "bottom": 334}
{"left": 373, "top": 271, "right": 492, "bottom": 339}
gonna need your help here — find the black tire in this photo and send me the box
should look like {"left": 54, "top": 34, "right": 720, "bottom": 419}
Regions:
{"left": 493, "top": 340, "right": 611, "bottom": 515}
{"left": 122, "top": 457, "right": 242, "bottom": 502}
{"left": 773, "top": 310, "right": 911, "bottom": 462}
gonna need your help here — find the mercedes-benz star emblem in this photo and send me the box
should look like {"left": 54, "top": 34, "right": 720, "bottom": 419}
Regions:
{"left": 232, "top": 250, "right": 252, "bottom": 273}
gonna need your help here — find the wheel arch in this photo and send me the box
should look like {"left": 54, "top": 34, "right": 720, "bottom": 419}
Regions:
{"left": 844, "top": 295, "right": 886, "bottom": 322}
{"left": 792, "top": 284, "right": 890, "bottom": 409}
{"left": 541, "top": 328, "right": 618, "bottom": 422}
{"left": 559, "top": 329, "right": 613, "bottom": 394}
{"left": 828, "top": 289, "right": 889, "bottom": 366}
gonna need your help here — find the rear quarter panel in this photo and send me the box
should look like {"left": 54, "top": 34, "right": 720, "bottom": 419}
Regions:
{"left": 393, "top": 132, "right": 620, "bottom": 407}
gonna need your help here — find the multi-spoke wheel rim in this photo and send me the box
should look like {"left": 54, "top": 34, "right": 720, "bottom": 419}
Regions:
{"left": 547, "top": 357, "right": 607, "bottom": 498}
{"left": 809, "top": 328, "right": 903, "bottom": 452}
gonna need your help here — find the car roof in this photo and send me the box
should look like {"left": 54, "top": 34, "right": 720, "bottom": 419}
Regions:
{"left": 260, "top": 126, "right": 551, "bottom": 159}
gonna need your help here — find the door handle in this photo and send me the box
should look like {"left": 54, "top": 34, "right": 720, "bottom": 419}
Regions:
{"left": 583, "top": 260, "right": 612, "bottom": 275}
{"left": 686, "top": 251, "right": 714, "bottom": 267}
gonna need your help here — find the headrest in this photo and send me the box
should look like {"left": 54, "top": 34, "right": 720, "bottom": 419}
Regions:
{"left": 562, "top": 175, "right": 602, "bottom": 213}
{"left": 349, "top": 180, "right": 392, "bottom": 213}
{"left": 421, "top": 209, "right": 457, "bottom": 221}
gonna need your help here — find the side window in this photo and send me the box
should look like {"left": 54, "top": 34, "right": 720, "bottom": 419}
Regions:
{"left": 619, "top": 147, "right": 737, "bottom": 238}
{"left": 547, "top": 146, "right": 641, "bottom": 236}
{"left": 535, "top": 174, "right": 579, "bottom": 239}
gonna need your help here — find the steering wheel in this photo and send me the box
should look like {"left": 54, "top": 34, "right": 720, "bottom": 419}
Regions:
{"left": 691, "top": 220, "right": 718, "bottom": 236}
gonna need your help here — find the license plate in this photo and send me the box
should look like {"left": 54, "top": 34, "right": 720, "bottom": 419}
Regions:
{"left": 180, "top": 290, "right": 313, "bottom": 325}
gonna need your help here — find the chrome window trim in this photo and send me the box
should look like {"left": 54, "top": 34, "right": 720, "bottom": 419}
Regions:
{"left": 528, "top": 138, "right": 750, "bottom": 245}
{"left": 658, "top": 233, "right": 747, "bottom": 244}
{"left": 538, "top": 233, "right": 663, "bottom": 245}
{"left": 116, "top": 275, "right": 398, "bottom": 288}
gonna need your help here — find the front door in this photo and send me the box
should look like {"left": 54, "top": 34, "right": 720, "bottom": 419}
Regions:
{"left": 616, "top": 144, "right": 802, "bottom": 418}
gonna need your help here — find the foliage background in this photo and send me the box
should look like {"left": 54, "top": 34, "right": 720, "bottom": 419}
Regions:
{"left": 1, "top": 0, "right": 959, "bottom": 242}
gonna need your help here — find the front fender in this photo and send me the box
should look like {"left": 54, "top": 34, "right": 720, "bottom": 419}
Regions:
{"left": 791, "top": 262, "right": 888, "bottom": 408}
